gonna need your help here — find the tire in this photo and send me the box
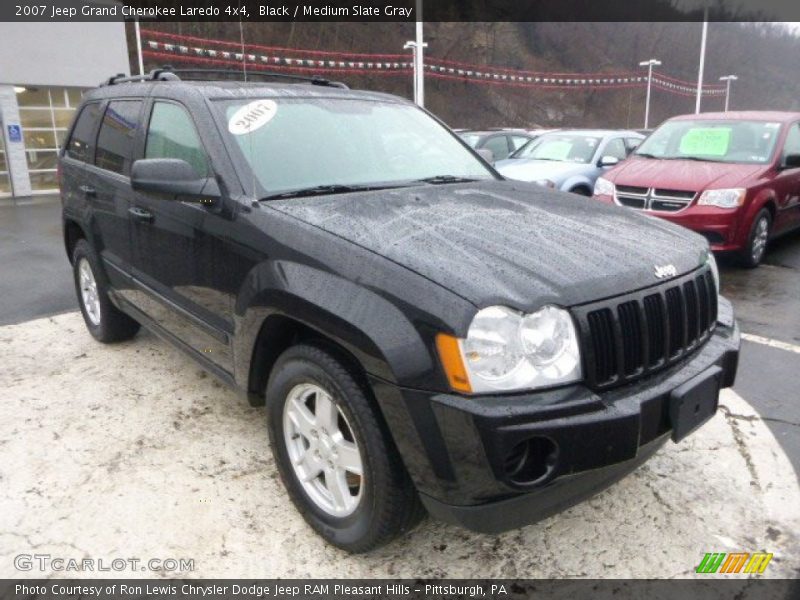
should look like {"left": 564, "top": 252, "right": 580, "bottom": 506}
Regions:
{"left": 72, "top": 239, "right": 140, "bottom": 343}
{"left": 571, "top": 186, "right": 591, "bottom": 196}
{"left": 266, "top": 344, "right": 424, "bottom": 552}
{"left": 739, "top": 209, "right": 771, "bottom": 268}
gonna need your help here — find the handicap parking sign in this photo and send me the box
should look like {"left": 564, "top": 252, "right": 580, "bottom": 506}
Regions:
{"left": 7, "top": 124, "right": 21, "bottom": 142}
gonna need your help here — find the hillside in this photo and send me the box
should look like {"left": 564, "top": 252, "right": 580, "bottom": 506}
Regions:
{"left": 130, "top": 21, "right": 800, "bottom": 129}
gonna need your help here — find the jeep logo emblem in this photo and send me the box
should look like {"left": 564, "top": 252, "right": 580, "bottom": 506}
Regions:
{"left": 654, "top": 264, "right": 678, "bottom": 279}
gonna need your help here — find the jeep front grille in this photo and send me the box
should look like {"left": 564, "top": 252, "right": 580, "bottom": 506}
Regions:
{"left": 615, "top": 186, "right": 697, "bottom": 213}
{"left": 572, "top": 267, "right": 718, "bottom": 389}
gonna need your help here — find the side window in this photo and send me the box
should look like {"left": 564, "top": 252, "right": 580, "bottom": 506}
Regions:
{"left": 782, "top": 123, "right": 800, "bottom": 160}
{"left": 95, "top": 100, "right": 143, "bottom": 175}
{"left": 66, "top": 103, "right": 102, "bottom": 163}
{"left": 510, "top": 135, "right": 530, "bottom": 151}
{"left": 603, "top": 138, "right": 628, "bottom": 160}
{"left": 483, "top": 136, "right": 511, "bottom": 161}
{"left": 625, "top": 137, "right": 643, "bottom": 154}
{"left": 145, "top": 101, "right": 208, "bottom": 176}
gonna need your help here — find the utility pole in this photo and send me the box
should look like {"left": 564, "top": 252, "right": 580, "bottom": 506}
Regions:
{"left": 696, "top": 12, "right": 708, "bottom": 114}
{"left": 719, "top": 75, "right": 738, "bottom": 111}
{"left": 639, "top": 58, "right": 661, "bottom": 129}
{"left": 403, "top": 0, "right": 427, "bottom": 107}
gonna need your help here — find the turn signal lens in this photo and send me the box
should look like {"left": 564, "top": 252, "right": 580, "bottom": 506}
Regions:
{"left": 435, "top": 333, "right": 472, "bottom": 394}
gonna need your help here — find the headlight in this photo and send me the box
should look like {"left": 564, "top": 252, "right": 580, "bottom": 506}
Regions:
{"left": 706, "top": 252, "right": 720, "bottom": 295}
{"left": 593, "top": 176, "right": 614, "bottom": 196}
{"left": 697, "top": 188, "right": 746, "bottom": 209}
{"left": 436, "top": 305, "right": 582, "bottom": 394}
{"left": 536, "top": 179, "right": 556, "bottom": 189}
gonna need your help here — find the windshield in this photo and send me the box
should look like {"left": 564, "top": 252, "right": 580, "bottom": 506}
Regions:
{"left": 512, "top": 133, "right": 601, "bottom": 164}
{"left": 215, "top": 97, "right": 494, "bottom": 196}
{"left": 635, "top": 119, "right": 781, "bottom": 164}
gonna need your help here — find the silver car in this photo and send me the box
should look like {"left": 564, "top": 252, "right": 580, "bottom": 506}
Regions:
{"left": 495, "top": 129, "right": 644, "bottom": 195}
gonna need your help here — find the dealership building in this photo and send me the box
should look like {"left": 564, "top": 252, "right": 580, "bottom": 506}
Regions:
{"left": 0, "top": 22, "right": 130, "bottom": 199}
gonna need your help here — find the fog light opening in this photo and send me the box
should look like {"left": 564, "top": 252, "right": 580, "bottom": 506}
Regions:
{"left": 504, "top": 436, "right": 558, "bottom": 485}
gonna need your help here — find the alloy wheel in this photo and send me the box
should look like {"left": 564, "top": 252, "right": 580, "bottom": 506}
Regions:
{"left": 78, "top": 258, "right": 101, "bottom": 326}
{"left": 751, "top": 216, "right": 769, "bottom": 264}
{"left": 282, "top": 383, "right": 364, "bottom": 517}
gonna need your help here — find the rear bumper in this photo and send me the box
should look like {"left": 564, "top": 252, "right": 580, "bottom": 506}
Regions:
{"left": 371, "top": 297, "right": 740, "bottom": 533}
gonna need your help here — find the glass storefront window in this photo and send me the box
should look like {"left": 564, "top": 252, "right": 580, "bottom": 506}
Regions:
{"left": 53, "top": 109, "right": 74, "bottom": 128}
{"left": 15, "top": 87, "right": 50, "bottom": 105}
{"left": 14, "top": 85, "right": 86, "bottom": 193}
{"left": 0, "top": 134, "right": 9, "bottom": 196}
{"left": 23, "top": 130, "right": 57, "bottom": 149}
{"left": 67, "top": 88, "right": 84, "bottom": 108}
{"left": 29, "top": 171, "right": 58, "bottom": 191}
{"left": 19, "top": 108, "right": 55, "bottom": 129}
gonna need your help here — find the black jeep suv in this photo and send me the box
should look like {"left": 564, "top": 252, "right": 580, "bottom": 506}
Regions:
{"left": 59, "top": 69, "right": 740, "bottom": 552}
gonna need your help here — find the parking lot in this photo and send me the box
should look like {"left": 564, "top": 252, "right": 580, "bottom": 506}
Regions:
{"left": 1, "top": 195, "right": 799, "bottom": 579}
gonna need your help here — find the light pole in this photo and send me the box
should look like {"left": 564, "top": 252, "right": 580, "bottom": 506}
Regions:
{"left": 719, "top": 75, "right": 738, "bottom": 111}
{"left": 639, "top": 58, "right": 661, "bottom": 129}
{"left": 403, "top": 0, "right": 426, "bottom": 107}
{"left": 696, "top": 13, "right": 709, "bottom": 113}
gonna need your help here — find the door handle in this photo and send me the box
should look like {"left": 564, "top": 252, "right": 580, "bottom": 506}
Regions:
{"left": 128, "top": 206, "right": 154, "bottom": 223}
{"left": 78, "top": 185, "right": 96, "bottom": 197}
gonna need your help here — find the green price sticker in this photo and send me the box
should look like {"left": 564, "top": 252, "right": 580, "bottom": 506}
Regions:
{"left": 679, "top": 128, "right": 731, "bottom": 156}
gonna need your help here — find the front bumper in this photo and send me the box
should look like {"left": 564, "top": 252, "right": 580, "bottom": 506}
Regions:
{"left": 370, "top": 296, "right": 740, "bottom": 534}
{"left": 593, "top": 193, "right": 745, "bottom": 252}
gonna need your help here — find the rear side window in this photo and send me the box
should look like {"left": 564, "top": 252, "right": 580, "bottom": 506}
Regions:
{"left": 95, "top": 100, "right": 143, "bottom": 175}
{"left": 483, "top": 136, "right": 511, "bottom": 160}
{"left": 603, "top": 138, "right": 628, "bottom": 160}
{"left": 66, "top": 103, "right": 102, "bottom": 163}
{"left": 625, "top": 137, "right": 643, "bottom": 153}
{"left": 145, "top": 102, "right": 208, "bottom": 176}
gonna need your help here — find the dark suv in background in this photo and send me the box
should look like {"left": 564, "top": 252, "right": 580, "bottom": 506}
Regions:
{"left": 59, "top": 69, "right": 739, "bottom": 552}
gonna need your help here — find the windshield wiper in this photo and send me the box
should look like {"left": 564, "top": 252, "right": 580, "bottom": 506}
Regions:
{"left": 414, "top": 175, "right": 479, "bottom": 185}
{"left": 259, "top": 183, "right": 403, "bottom": 201}
{"left": 635, "top": 152, "right": 657, "bottom": 158}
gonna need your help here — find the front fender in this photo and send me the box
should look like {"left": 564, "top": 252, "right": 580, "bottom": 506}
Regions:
{"left": 233, "top": 260, "right": 441, "bottom": 391}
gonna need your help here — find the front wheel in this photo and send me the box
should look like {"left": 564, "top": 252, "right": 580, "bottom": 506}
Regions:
{"left": 739, "top": 209, "right": 771, "bottom": 268}
{"left": 266, "top": 344, "right": 423, "bottom": 552}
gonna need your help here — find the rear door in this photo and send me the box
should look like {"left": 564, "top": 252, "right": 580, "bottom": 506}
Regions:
{"left": 127, "top": 99, "right": 233, "bottom": 373}
{"left": 85, "top": 99, "right": 145, "bottom": 294}
{"left": 61, "top": 101, "right": 103, "bottom": 223}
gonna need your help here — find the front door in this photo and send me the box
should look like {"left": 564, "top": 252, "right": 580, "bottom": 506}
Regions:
{"left": 128, "top": 99, "right": 234, "bottom": 373}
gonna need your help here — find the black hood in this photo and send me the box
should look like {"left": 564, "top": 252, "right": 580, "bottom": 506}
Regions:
{"left": 269, "top": 180, "right": 710, "bottom": 310}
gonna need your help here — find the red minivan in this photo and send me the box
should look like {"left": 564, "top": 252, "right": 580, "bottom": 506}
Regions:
{"left": 593, "top": 111, "right": 800, "bottom": 267}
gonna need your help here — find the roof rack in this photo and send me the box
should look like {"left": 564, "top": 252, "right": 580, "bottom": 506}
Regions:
{"left": 101, "top": 66, "right": 348, "bottom": 89}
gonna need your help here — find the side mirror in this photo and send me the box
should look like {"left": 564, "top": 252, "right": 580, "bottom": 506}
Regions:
{"left": 781, "top": 153, "right": 800, "bottom": 170}
{"left": 476, "top": 148, "right": 495, "bottom": 163}
{"left": 598, "top": 155, "right": 620, "bottom": 168}
{"left": 131, "top": 158, "right": 220, "bottom": 202}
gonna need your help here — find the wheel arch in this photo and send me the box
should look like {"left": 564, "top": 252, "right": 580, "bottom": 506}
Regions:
{"left": 63, "top": 218, "right": 87, "bottom": 264}
{"left": 234, "top": 261, "right": 441, "bottom": 405}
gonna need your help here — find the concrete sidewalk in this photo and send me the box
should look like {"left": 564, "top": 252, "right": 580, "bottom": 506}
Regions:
{"left": 1, "top": 312, "right": 798, "bottom": 579}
